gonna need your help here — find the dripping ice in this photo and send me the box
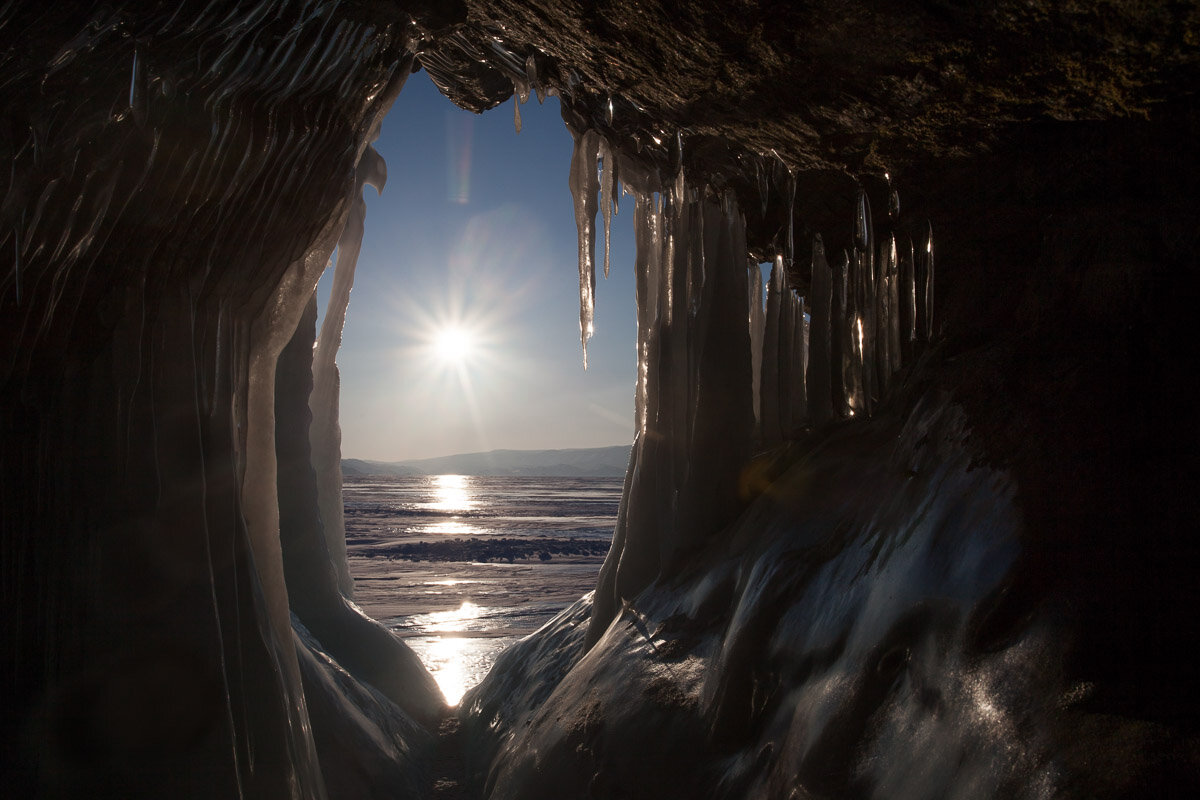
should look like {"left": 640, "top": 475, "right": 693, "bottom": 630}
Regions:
{"left": 567, "top": 127, "right": 601, "bottom": 365}
{"left": 566, "top": 124, "right": 623, "bottom": 365}
{"left": 566, "top": 144, "right": 939, "bottom": 639}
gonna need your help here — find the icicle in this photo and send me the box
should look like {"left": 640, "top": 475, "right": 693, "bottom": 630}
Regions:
{"left": 887, "top": 235, "right": 902, "bottom": 376}
{"left": 856, "top": 189, "right": 873, "bottom": 254}
{"left": 924, "top": 222, "right": 935, "bottom": 340}
{"left": 633, "top": 195, "right": 651, "bottom": 432}
{"left": 668, "top": 132, "right": 686, "bottom": 221}
{"left": 858, "top": 243, "right": 876, "bottom": 416}
{"left": 600, "top": 189, "right": 754, "bottom": 631}
{"left": 831, "top": 250, "right": 849, "bottom": 417}
{"left": 862, "top": 198, "right": 880, "bottom": 404}
{"left": 842, "top": 249, "right": 864, "bottom": 416}
{"left": 791, "top": 293, "right": 808, "bottom": 427}
{"left": 310, "top": 146, "right": 386, "bottom": 600}
{"left": 899, "top": 236, "right": 916, "bottom": 361}
{"left": 666, "top": 190, "right": 691, "bottom": 503}
{"left": 567, "top": 127, "right": 601, "bottom": 365}
{"left": 661, "top": 188, "right": 676, "bottom": 327}
{"left": 512, "top": 70, "right": 530, "bottom": 104}
{"left": 852, "top": 246, "right": 872, "bottom": 417}
{"left": 748, "top": 260, "right": 765, "bottom": 429}
{"left": 606, "top": 95, "right": 614, "bottom": 127}
{"left": 801, "top": 296, "right": 811, "bottom": 418}
{"left": 785, "top": 169, "right": 796, "bottom": 270}
{"left": 599, "top": 137, "right": 614, "bottom": 278}
{"left": 510, "top": 67, "right": 531, "bottom": 134}
{"left": 760, "top": 257, "right": 784, "bottom": 444}
{"left": 527, "top": 54, "right": 546, "bottom": 103}
{"left": 875, "top": 236, "right": 891, "bottom": 393}
{"left": 777, "top": 266, "right": 794, "bottom": 437}
{"left": 808, "top": 235, "right": 833, "bottom": 426}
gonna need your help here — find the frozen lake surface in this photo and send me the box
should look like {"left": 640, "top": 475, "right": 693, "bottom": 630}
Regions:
{"left": 343, "top": 474, "right": 620, "bottom": 704}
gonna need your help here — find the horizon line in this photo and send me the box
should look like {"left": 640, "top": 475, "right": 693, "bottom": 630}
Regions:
{"left": 342, "top": 443, "right": 633, "bottom": 465}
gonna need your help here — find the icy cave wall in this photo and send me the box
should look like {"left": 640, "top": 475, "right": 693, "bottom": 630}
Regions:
{"left": 462, "top": 110, "right": 1200, "bottom": 799}
{"left": 0, "top": 3, "right": 445, "bottom": 797}
{"left": 3, "top": 1, "right": 1200, "bottom": 799}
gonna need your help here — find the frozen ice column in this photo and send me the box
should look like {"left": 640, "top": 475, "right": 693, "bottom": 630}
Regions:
{"left": 310, "top": 144, "right": 387, "bottom": 599}
{"left": 587, "top": 167, "right": 754, "bottom": 648}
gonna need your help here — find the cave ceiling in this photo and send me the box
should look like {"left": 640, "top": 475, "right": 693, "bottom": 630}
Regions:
{"left": 412, "top": 0, "right": 1199, "bottom": 177}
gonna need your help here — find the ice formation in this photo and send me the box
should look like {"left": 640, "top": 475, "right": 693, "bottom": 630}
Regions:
{"left": 8, "top": 3, "right": 1190, "bottom": 798}
{"left": 808, "top": 235, "right": 833, "bottom": 426}
{"left": 310, "top": 142, "right": 387, "bottom": 599}
{"left": 567, "top": 126, "right": 602, "bottom": 365}
{"left": 586, "top": 160, "right": 755, "bottom": 643}
{"left": 0, "top": 7, "right": 446, "bottom": 796}
{"left": 598, "top": 137, "right": 616, "bottom": 279}
{"left": 568, "top": 129, "right": 939, "bottom": 640}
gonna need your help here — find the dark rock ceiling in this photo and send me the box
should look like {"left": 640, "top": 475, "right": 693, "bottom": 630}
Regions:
{"left": 411, "top": 0, "right": 1199, "bottom": 176}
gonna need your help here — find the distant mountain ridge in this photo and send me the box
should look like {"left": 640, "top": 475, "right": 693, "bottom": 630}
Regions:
{"left": 342, "top": 445, "right": 631, "bottom": 478}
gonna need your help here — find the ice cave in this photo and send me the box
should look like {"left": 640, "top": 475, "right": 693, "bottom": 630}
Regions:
{"left": 2, "top": 2, "right": 1198, "bottom": 798}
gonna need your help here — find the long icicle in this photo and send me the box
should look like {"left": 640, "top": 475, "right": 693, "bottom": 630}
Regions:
{"left": 310, "top": 144, "right": 386, "bottom": 598}
{"left": 567, "top": 127, "right": 601, "bottom": 366}
{"left": 599, "top": 136, "right": 615, "bottom": 278}
{"left": 808, "top": 234, "right": 833, "bottom": 426}
{"left": 760, "top": 256, "right": 784, "bottom": 445}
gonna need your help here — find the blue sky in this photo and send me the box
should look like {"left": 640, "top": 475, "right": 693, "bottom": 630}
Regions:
{"left": 320, "top": 72, "right": 638, "bottom": 461}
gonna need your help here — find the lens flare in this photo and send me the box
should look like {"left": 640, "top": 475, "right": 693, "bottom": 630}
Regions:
{"left": 434, "top": 327, "right": 474, "bottom": 363}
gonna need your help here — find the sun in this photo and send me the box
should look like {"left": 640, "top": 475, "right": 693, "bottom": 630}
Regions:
{"left": 434, "top": 326, "right": 474, "bottom": 363}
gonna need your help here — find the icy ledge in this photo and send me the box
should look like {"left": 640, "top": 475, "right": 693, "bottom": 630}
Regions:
{"left": 460, "top": 392, "right": 1074, "bottom": 799}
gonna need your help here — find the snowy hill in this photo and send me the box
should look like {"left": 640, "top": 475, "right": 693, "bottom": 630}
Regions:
{"left": 342, "top": 445, "right": 631, "bottom": 478}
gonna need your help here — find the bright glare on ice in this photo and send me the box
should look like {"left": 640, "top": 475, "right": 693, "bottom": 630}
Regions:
{"left": 427, "top": 637, "right": 472, "bottom": 706}
{"left": 423, "top": 474, "right": 475, "bottom": 512}
{"left": 421, "top": 600, "right": 484, "bottom": 631}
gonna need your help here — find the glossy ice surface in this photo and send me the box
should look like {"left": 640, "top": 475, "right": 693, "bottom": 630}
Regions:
{"left": 344, "top": 474, "right": 620, "bottom": 704}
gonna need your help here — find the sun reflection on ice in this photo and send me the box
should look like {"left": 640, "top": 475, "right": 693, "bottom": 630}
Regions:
{"left": 418, "top": 520, "right": 483, "bottom": 535}
{"left": 408, "top": 601, "right": 490, "bottom": 707}
{"left": 421, "top": 600, "right": 484, "bottom": 632}
{"left": 426, "top": 637, "right": 472, "bottom": 706}
{"left": 425, "top": 474, "right": 474, "bottom": 512}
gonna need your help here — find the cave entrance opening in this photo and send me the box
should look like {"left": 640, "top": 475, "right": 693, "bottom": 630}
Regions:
{"left": 314, "top": 71, "right": 637, "bottom": 705}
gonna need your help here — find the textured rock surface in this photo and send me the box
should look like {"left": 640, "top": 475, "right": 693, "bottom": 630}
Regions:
{"left": 446, "top": 0, "right": 1200, "bottom": 172}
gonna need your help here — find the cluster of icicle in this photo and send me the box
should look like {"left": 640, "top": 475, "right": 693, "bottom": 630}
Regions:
{"left": 570, "top": 127, "right": 936, "bottom": 643}
{"left": 567, "top": 129, "right": 935, "bottom": 441}
{"left": 756, "top": 189, "right": 935, "bottom": 440}
{"left": 574, "top": 123, "right": 757, "bottom": 642}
